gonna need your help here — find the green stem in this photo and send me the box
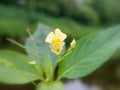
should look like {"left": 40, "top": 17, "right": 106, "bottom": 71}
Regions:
{"left": 36, "top": 81, "right": 64, "bottom": 90}
{"left": 7, "top": 38, "right": 37, "bottom": 57}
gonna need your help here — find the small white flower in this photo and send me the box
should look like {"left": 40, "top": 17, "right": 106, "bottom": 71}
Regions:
{"left": 45, "top": 28, "right": 67, "bottom": 55}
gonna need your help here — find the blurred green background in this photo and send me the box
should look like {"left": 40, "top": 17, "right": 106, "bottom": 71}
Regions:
{"left": 0, "top": 0, "right": 120, "bottom": 90}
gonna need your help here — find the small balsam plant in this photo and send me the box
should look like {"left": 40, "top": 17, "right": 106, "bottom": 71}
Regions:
{"left": 0, "top": 23, "right": 120, "bottom": 90}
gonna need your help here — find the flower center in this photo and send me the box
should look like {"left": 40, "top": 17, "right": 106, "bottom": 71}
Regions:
{"left": 52, "top": 38, "right": 61, "bottom": 47}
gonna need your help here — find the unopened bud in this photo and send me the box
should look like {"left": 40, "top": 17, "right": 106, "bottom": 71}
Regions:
{"left": 70, "top": 39, "right": 76, "bottom": 49}
{"left": 29, "top": 61, "right": 36, "bottom": 65}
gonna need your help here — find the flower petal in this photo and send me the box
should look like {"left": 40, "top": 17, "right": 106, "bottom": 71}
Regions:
{"left": 45, "top": 32, "right": 55, "bottom": 43}
{"left": 61, "top": 42, "right": 65, "bottom": 47}
{"left": 55, "top": 28, "right": 67, "bottom": 41}
{"left": 51, "top": 47, "right": 63, "bottom": 55}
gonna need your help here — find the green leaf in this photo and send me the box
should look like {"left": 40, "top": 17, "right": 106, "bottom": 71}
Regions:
{"left": 0, "top": 50, "right": 39, "bottom": 84}
{"left": 58, "top": 25, "right": 120, "bottom": 79}
{"left": 25, "top": 23, "right": 57, "bottom": 64}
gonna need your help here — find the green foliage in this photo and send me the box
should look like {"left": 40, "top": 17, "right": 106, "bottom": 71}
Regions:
{"left": 91, "top": 0, "right": 120, "bottom": 25}
{"left": 58, "top": 25, "right": 120, "bottom": 79}
{"left": 0, "top": 5, "right": 26, "bottom": 19}
{"left": 38, "top": 13, "right": 101, "bottom": 39}
{"left": 43, "top": 3, "right": 60, "bottom": 16}
{"left": 35, "top": 0, "right": 120, "bottom": 25}
{"left": 0, "top": 5, "right": 28, "bottom": 37}
{"left": 0, "top": 50, "right": 39, "bottom": 84}
{"left": 78, "top": 6, "right": 100, "bottom": 25}
{"left": 104, "top": 0, "right": 120, "bottom": 24}
{"left": 1, "top": 0, "right": 120, "bottom": 25}
{"left": 0, "top": 5, "right": 101, "bottom": 39}
{"left": 0, "top": 18, "right": 27, "bottom": 37}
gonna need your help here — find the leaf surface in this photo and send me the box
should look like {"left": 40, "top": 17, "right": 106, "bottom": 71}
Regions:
{"left": 58, "top": 25, "right": 120, "bottom": 79}
{"left": 25, "top": 23, "right": 57, "bottom": 63}
{"left": 0, "top": 50, "right": 39, "bottom": 84}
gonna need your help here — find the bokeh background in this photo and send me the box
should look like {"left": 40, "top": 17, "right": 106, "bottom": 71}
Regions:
{"left": 0, "top": 0, "right": 120, "bottom": 90}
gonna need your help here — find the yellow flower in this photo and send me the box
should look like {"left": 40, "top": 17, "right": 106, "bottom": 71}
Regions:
{"left": 45, "top": 28, "right": 67, "bottom": 55}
